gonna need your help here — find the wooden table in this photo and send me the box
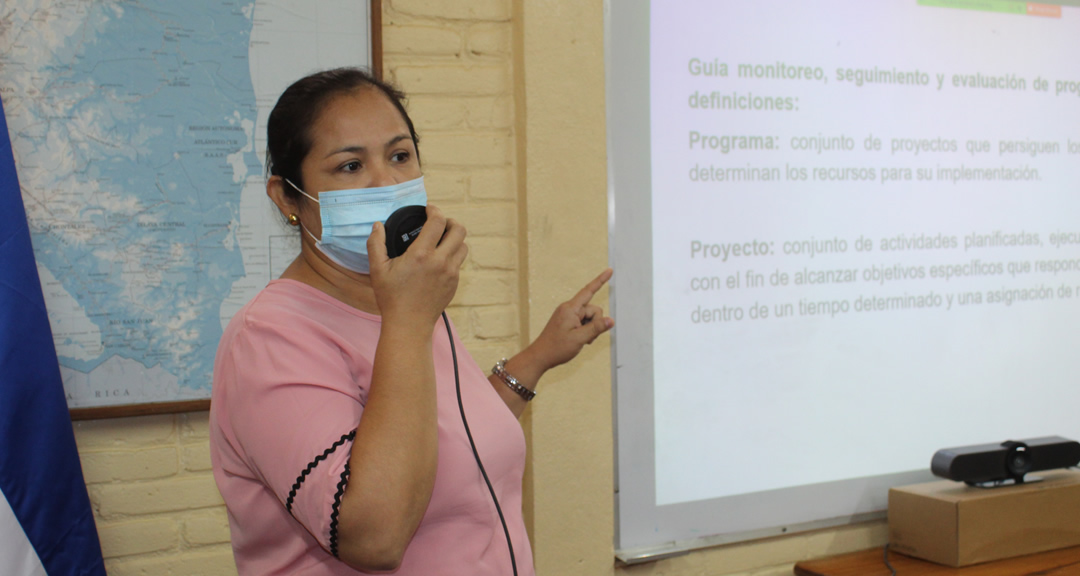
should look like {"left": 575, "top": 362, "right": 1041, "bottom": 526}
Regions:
{"left": 793, "top": 545, "right": 1080, "bottom": 576}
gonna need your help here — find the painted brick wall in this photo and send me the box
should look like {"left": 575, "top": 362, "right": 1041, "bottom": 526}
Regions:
{"left": 74, "top": 414, "right": 235, "bottom": 575}
{"left": 70, "top": 1, "right": 519, "bottom": 573}
{"left": 382, "top": 0, "right": 520, "bottom": 373}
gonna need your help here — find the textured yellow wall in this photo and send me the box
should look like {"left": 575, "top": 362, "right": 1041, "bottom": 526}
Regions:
{"left": 74, "top": 414, "right": 234, "bottom": 575}
{"left": 515, "top": 0, "right": 615, "bottom": 573}
{"left": 71, "top": 1, "right": 887, "bottom": 574}
{"left": 381, "top": 0, "right": 520, "bottom": 372}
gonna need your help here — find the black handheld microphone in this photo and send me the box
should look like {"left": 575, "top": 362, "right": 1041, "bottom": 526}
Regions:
{"left": 384, "top": 205, "right": 427, "bottom": 258}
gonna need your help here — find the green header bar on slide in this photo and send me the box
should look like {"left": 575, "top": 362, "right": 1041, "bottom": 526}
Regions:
{"left": 919, "top": 0, "right": 1024, "bottom": 14}
{"left": 919, "top": 0, "right": 1080, "bottom": 12}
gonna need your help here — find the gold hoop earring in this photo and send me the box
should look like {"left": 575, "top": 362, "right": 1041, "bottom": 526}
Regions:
{"left": 287, "top": 214, "right": 300, "bottom": 226}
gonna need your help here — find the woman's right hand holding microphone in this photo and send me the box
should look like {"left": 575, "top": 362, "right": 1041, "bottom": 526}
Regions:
{"left": 366, "top": 204, "right": 468, "bottom": 327}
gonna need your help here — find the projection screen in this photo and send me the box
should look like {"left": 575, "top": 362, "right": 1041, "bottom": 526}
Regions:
{"left": 608, "top": 0, "right": 1080, "bottom": 562}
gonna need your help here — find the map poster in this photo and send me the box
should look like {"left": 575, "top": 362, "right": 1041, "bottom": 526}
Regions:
{"left": 1, "top": 0, "right": 378, "bottom": 417}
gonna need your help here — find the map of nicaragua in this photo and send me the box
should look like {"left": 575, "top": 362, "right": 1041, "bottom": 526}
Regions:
{"left": 1, "top": 0, "right": 367, "bottom": 408}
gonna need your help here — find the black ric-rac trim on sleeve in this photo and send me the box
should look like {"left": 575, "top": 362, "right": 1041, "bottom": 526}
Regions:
{"left": 286, "top": 430, "right": 356, "bottom": 514}
{"left": 329, "top": 461, "right": 352, "bottom": 558}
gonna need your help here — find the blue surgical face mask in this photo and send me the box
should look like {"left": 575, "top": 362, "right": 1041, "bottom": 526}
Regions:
{"left": 286, "top": 176, "right": 426, "bottom": 274}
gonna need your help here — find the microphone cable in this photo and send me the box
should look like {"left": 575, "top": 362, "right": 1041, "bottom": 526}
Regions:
{"left": 883, "top": 543, "right": 897, "bottom": 576}
{"left": 443, "top": 311, "right": 519, "bottom": 576}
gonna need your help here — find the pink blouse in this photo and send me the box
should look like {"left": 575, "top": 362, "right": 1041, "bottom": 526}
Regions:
{"left": 210, "top": 280, "right": 533, "bottom": 575}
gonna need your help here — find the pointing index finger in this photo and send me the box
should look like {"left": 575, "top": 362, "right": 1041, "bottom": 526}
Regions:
{"left": 570, "top": 268, "right": 613, "bottom": 308}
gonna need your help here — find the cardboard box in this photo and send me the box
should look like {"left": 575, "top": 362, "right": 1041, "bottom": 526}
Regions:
{"left": 888, "top": 469, "right": 1080, "bottom": 567}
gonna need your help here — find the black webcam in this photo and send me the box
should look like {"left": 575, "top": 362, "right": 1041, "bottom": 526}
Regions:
{"left": 384, "top": 205, "right": 427, "bottom": 258}
{"left": 931, "top": 436, "right": 1080, "bottom": 487}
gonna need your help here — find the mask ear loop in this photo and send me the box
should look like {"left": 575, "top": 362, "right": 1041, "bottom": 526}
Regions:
{"left": 285, "top": 178, "right": 320, "bottom": 204}
{"left": 298, "top": 223, "right": 320, "bottom": 244}
{"left": 284, "top": 178, "right": 322, "bottom": 243}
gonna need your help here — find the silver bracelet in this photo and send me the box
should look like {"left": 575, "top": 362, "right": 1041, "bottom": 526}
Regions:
{"left": 492, "top": 358, "right": 536, "bottom": 402}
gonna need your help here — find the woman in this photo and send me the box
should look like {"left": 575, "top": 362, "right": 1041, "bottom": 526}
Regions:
{"left": 209, "top": 67, "right": 613, "bottom": 575}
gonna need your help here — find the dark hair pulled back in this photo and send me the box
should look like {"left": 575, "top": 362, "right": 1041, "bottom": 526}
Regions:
{"left": 266, "top": 67, "right": 419, "bottom": 198}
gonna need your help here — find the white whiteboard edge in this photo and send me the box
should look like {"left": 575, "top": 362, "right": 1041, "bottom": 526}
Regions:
{"left": 614, "top": 510, "right": 886, "bottom": 565}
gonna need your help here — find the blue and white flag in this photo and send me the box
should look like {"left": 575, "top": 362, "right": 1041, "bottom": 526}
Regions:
{"left": 0, "top": 97, "right": 106, "bottom": 574}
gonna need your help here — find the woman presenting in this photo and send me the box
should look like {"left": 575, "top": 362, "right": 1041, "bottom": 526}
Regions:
{"left": 209, "top": 67, "right": 613, "bottom": 576}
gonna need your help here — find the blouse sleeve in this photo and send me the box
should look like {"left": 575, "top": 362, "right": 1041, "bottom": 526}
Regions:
{"left": 219, "top": 310, "right": 371, "bottom": 555}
